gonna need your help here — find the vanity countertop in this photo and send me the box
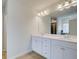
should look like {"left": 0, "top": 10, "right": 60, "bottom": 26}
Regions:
{"left": 32, "top": 34, "right": 77, "bottom": 43}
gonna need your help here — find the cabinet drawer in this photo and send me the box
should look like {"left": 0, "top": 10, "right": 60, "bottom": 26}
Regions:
{"left": 52, "top": 40, "right": 77, "bottom": 49}
{"left": 42, "top": 50, "right": 50, "bottom": 59}
{"left": 41, "top": 38, "right": 50, "bottom": 58}
{"left": 42, "top": 38, "right": 50, "bottom": 45}
{"left": 42, "top": 38, "right": 50, "bottom": 51}
{"left": 32, "top": 36, "right": 42, "bottom": 54}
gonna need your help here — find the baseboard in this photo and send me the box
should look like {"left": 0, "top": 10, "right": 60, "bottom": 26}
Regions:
{"left": 8, "top": 50, "right": 32, "bottom": 59}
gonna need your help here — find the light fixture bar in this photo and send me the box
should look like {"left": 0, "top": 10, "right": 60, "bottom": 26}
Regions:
{"left": 37, "top": 10, "right": 49, "bottom": 16}
{"left": 57, "top": 0, "right": 77, "bottom": 11}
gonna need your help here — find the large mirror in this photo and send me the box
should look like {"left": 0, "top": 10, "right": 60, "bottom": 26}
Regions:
{"left": 36, "top": 0, "right": 77, "bottom": 35}
{"left": 50, "top": 6, "right": 77, "bottom": 35}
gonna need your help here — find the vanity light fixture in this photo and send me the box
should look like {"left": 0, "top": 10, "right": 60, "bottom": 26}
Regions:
{"left": 40, "top": 12, "right": 45, "bottom": 16}
{"left": 37, "top": 10, "right": 49, "bottom": 16}
{"left": 37, "top": 13, "right": 41, "bottom": 16}
{"left": 57, "top": 4, "right": 64, "bottom": 11}
{"left": 64, "top": 1, "right": 71, "bottom": 9}
{"left": 71, "top": 0, "right": 77, "bottom": 6}
{"left": 57, "top": 4, "right": 63, "bottom": 9}
{"left": 57, "top": 0, "right": 77, "bottom": 11}
{"left": 64, "top": 2, "right": 70, "bottom": 7}
{"left": 71, "top": 0, "right": 77, "bottom": 4}
{"left": 37, "top": 12, "right": 45, "bottom": 16}
{"left": 44, "top": 10, "right": 49, "bottom": 15}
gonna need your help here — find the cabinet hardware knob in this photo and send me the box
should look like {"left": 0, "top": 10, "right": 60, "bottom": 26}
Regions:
{"left": 61, "top": 48, "right": 65, "bottom": 50}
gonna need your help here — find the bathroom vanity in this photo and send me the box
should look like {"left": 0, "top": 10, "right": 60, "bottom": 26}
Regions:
{"left": 32, "top": 34, "right": 77, "bottom": 59}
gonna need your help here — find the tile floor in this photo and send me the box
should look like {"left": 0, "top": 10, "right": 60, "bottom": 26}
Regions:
{"left": 2, "top": 51, "right": 6, "bottom": 59}
{"left": 2, "top": 51, "right": 46, "bottom": 59}
{"left": 16, "top": 51, "right": 46, "bottom": 59}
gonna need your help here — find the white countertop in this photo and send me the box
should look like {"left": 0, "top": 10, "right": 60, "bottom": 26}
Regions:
{"left": 32, "top": 34, "right": 77, "bottom": 43}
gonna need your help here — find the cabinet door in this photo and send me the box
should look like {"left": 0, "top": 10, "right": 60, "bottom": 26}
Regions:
{"left": 42, "top": 38, "right": 50, "bottom": 59}
{"left": 32, "top": 37, "right": 42, "bottom": 55}
{"left": 32, "top": 37, "right": 38, "bottom": 51}
{"left": 51, "top": 45, "right": 64, "bottom": 59}
{"left": 64, "top": 47, "right": 77, "bottom": 59}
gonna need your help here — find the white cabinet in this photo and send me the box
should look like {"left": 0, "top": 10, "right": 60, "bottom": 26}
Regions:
{"left": 51, "top": 40, "right": 77, "bottom": 59}
{"left": 41, "top": 38, "right": 50, "bottom": 59}
{"left": 64, "top": 47, "right": 77, "bottom": 59}
{"left": 32, "top": 36, "right": 42, "bottom": 55}
{"left": 32, "top": 36, "right": 50, "bottom": 59}
{"left": 51, "top": 45, "right": 77, "bottom": 59}
{"left": 51, "top": 45, "right": 64, "bottom": 59}
{"left": 32, "top": 36, "right": 77, "bottom": 59}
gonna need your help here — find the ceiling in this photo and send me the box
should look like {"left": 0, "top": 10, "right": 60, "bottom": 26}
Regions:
{"left": 29, "top": 0, "right": 61, "bottom": 11}
{"left": 2, "top": 0, "right": 77, "bottom": 17}
{"left": 2, "top": 0, "right": 61, "bottom": 11}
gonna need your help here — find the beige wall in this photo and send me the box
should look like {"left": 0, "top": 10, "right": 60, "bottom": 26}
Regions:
{"left": 6, "top": 0, "right": 50, "bottom": 59}
{"left": 69, "top": 19, "right": 77, "bottom": 35}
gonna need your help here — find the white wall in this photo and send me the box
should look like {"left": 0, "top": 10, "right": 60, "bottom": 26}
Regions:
{"left": 32, "top": 16, "right": 50, "bottom": 34}
{"left": 6, "top": 0, "right": 50, "bottom": 59}
{"left": 69, "top": 19, "right": 77, "bottom": 35}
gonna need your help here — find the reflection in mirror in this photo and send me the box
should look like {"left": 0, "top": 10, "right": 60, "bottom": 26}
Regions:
{"left": 51, "top": 17, "right": 57, "bottom": 34}
{"left": 50, "top": 6, "right": 77, "bottom": 35}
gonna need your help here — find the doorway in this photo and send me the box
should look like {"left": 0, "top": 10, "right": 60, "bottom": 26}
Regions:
{"left": 51, "top": 17, "right": 57, "bottom": 34}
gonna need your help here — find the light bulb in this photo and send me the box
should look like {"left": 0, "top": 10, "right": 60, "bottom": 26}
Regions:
{"left": 37, "top": 13, "right": 41, "bottom": 16}
{"left": 44, "top": 10, "right": 49, "bottom": 15}
{"left": 40, "top": 12, "right": 45, "bottom": 16}
{"left": 56, "top": 4, "right": 64, "bottom": 11}
{"left": 57, "top": 4, "right": 62, "bottom": 9}
{"left": 71, "top": 0, "right": 77, "bottom": 6}
{"left": 71, "top": 0, "right": 77, "bottom": 4}
{"left": 64, "top": 2, "right": 69, "bottom": 7}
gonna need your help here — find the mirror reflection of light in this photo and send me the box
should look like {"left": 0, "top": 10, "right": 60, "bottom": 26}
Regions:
{"left": 57, "top": 4, "right": 64, "bottom": 11}
{"left": 57, "top": 0, "right": 77, "bottom": 11}
{"left": 64, "top": 2, "right": 69, "bottom": 7}
{"left": 71, "top": 0, "right": 77, "bottom": 4}
{"left": 57, "top": 4, "right": 62, "bottom": 9}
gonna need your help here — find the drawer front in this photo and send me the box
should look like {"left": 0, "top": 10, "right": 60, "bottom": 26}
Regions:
{"left": 41, "top": 38, "right": 50, "bottom": 59}
{"left": 32, "top": 38, "right": 38, "bottom": 50}
{"left": 52, "top": 39, "right": 77, "bottom": 49}
{"left": 42, "top": 50, "right": 50, "bottom": 59}
{"left": 42, "top": 38, "right": 50, "bottom": 51}
{"left": 32, "top": 36, "right": 42, "bottom": 54}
